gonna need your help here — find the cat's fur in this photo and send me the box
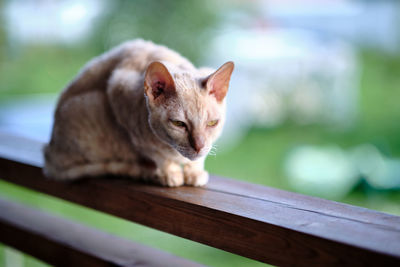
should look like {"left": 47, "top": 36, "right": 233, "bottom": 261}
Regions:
{"left": 44, "top": 39, "right": 234, "bottom": 187}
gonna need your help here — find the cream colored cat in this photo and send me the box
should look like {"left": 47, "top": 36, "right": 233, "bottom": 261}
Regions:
{"left": 44, "top": 39, "right": 234, "bottom": 187}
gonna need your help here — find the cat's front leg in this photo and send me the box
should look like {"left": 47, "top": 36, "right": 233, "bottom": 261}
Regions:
{"left": 154, "top": 159, "right": 184, "bottom": 187}
{"left": 183, "top": 157, "right": 209, "bottom": 187}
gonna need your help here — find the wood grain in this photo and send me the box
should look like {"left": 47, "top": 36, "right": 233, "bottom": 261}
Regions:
{"left": 0, "top": 197, "right": 203, "bottom": 267}
{"left": 1, "top": 132, "right": 400, "bottom": 266}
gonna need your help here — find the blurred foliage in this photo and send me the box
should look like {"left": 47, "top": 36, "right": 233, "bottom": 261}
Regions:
{"left": 358, "top": 51, "right": 400, "bottom": 156}
{"left": 0, "top": 46, "right": 93, "bottom": 96}
{"left": 0, "top": 0, "right": 221, "bottom": 96}
{"left": 0, "top": 0, "right": 6, "bottom": 61}
{"left": 90, "top": 0, "right": 220, "bottom": 64}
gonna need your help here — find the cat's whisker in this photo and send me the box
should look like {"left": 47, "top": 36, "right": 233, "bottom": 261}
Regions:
{"left": 206, "top": 144, "right": 218, "bottom": 157}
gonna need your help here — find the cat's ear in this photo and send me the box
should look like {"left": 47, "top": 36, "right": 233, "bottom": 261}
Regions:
{"left": 144, "top": 61, "right": 176, "bottom": 103}
{"left": 203, "top": 61, "right": 234, "bottom": 102}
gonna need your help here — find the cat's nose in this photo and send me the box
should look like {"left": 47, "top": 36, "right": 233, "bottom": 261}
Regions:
{"left": 189, "top": 134, "right": 205, "bottom": 153}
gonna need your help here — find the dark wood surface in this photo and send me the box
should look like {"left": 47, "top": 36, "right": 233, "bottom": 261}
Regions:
{"left": 0, "top": 197, "right": 203, "bottom": 267}
{"left": 1, "top": 132, "right": 400, "bottom": 266}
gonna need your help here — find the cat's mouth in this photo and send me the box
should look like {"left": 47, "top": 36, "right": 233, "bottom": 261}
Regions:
{"left": 176, "top": 147, "right": 207, "bottom": 161}
{"left": 180, "top": 151, "right": 201, "bottom": 161}
{"left": 185, "top": 153, "right": 202, "bottom": 161}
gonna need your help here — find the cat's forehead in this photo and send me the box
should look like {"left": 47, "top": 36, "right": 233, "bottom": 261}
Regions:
{"left": 173, "top": 72, "right": 202, "bottom": 90}
{"left": 180, "top": 90, "right": 220, "bottom": 121}
{"left": 168, "top": 72, "right": 222, "bottom": 121}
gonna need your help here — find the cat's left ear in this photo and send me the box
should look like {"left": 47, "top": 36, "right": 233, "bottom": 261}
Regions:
{"left": 203, "top": 61, "right": 234, "bottom": 102}
{"left": 144, "top": 61, "right": 176, "bottom": 103}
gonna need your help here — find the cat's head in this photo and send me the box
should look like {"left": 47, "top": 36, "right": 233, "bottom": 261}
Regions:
{"left": 144, "top": 61, "right": 234, "bottom": 160}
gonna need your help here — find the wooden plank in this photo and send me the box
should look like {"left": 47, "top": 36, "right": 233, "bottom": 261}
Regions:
{"left": 1, "top": 132, "right": 400, "bottom": 266}
{"left": 0, "top": 197, "right": 203, "bottom": 267}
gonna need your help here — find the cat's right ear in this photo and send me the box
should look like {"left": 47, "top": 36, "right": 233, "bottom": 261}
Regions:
{"left": 203, "top": 61, "right": 234, "bottom": 103}
{"left": 144, "top": 62, "right": 176, "bottom": 104}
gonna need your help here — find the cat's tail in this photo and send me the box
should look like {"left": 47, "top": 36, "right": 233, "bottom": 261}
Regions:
{"left": 43, "top": 148, "right": 144, "bottom": 181}
{"left": 43, "top": 138, "right": 152, "bottom": 181}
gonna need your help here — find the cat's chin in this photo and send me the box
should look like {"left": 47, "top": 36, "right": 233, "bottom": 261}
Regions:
{"left": 186, "top": 154, "right": 201, "bottom": 161}
{"left": 177, "top": 150, "right": 206, "bottom": 161}
{"left": 179, "top": 152, "right": 199, "bottom": 161}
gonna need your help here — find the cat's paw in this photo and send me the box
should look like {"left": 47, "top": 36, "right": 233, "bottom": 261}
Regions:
{"left": 183, "top": 165, "right": 209, "bottom": 187}
{"left": 157, "top": 162, "right": 184, "bottom": 187}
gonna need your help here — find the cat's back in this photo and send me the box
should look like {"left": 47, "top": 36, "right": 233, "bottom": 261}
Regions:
{"left": 57, "top": 39, "right": 195, "bottom": 106}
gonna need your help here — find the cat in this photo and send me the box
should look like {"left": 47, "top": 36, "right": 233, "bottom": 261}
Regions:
{"left": 44, "top": 39, "right": 234, "bottom": 187}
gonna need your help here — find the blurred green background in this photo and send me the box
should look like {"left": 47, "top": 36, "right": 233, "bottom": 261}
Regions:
{"left": 1, "top": 0, "right": 400, "bottom": 266}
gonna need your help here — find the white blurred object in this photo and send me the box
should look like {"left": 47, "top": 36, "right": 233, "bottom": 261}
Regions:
{"left": 285, "top": 144, "right": 400, "bottom": 199}
{"left": 208, "top": 0, "right": 400, "bottom": 147}
{"left": 5, "top": 0, "right": 105, "bottom": 44}
{"left": 263, "top": 0, "right": 400, "bottom": 54}
{"left": 351, "top": 144, "right": 400, "bottom": 190}
{"left": 284, "top": 145, "right": 359, "bottom": 199}
{"left": 209, "top": 28, "right": 358, "bottom": 146}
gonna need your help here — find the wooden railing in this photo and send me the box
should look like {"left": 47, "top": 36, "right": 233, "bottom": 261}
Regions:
{"left": 0, "top": 132, "right": 400, "bottom": 266}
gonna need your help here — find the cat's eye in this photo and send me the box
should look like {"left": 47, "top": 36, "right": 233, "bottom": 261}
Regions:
{"left": 170, "top": 119, "right": 186, "bottom": 128}
{"left": 207, "top": 120, "right": 219, "bottom": 127}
